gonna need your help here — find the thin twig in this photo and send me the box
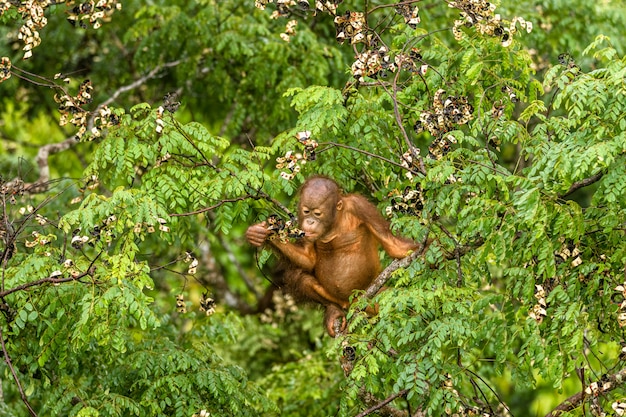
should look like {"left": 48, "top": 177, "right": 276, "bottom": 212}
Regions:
{"left": 354, "top": 389, "right": 409, "bottom": 417}
{"left": 381, "top": 69, "right": 426, "bottom": 175}
{"left": 545, "top": 368, "right": 626, "bottom": 417}
{"left": 95, "top": 60, "right": 182, "bottom": 111}
{"left": 463, "top": 368, "right": 513, "bottom": 417}
{"left": 0, "top": 326, "right": 38, "bottom": 416}
{"left": 368, "top": 0, "right": 420, "bottom": 13}
{"left": 321, "top": 141, "right": 422, "bottom": 177}
{"left": 169, "top": 196, "right": 254, "bottom": 217}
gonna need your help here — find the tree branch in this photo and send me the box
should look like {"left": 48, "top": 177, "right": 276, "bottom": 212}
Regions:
{"left": 546, "top": 368, "right": 626, "bottom": 417}
{"left": 363, "top": 233, "right": 480, "bottom": 301}
{"left": 355, "top": 389, "right": 409, "bottom": 417}
{"left": 11, "top": 60, "right": 183, "bottom": 194}
{"left": 560, "top": 171, "right": 604, "bottom": 198}
{"left": 365, "top": 235, "right": 430, "bottom": 299}
{"left": 0, "top": 254, "right": 98, "bottom": 299}
{"left": 0, "top": 325, "right": 38, "bottom": 416}
{"left": 94, "top": 60, "right": 182, "bottom": 111}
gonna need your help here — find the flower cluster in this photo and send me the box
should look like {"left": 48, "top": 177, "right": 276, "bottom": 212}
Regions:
{"left": 70, "top": 214, "right": 118, "bottom": 248}
{"left": 351, "top": 46, "right": 395, "bottom": 82}
{"left": 613, "top": 401, "right": 626, "bottom": 416}
{"left": 615, "top": 283, "right": 626, "bottom": 327}
{"left": 132, "top": 216, "right": 170, "bottom": 235}
{"left": 4, "top": 1, "right": 121, "bottom": 59}
{"left": 266, "top": 214, "right": 305, "bottom": 242}
{"left": 276, "top": 130, "right": 318, "bottom": 180}
{"left": 395, "top": 4, "right": 420, "bottom": 29}
{"left": 184, "top": 252, "right": 199, "bottom": 274}
{"left": 0, "top": 57, "right": 11, "bottom": 82}
{"left": 555, "top": 242, "right": 582, "bottom": 267}
{"left": 315, "top": 0, "right": 341, "bottom": 15}
{"left": 529, "top": 284, "right": 547, "bottom": 323}
{"left": 90, "top": 105, "right": 119, "bottom": 138}
{"left": 199, "top": 292, "right": 216, "bottom": 316}
{"left": 334, "top": 11, "right": 366, "bottom": 44}
{"left": 175, "top": 294, "right": 186, "bottom": 313}
{"left": 385, "top": 186, "right": 424, "bottom": 217}
{"left": 54, "top": 79, "right": 94, "bottom": 139}
{"left": 260, "top": 290, "right": 298, "bottom": 326}
{"left": 394, "top": 48, "right": 428, "bottom": 75}
{"left": 12, "top": 1, "right": 47, "bottom": 59}
{"left": 400, "top": 147, "right": 420, "bottom": 179}
{"left": 66, "top": 0, "right": 122, "bottom": 30}
{"left": 255, "top": 0, "right": 309, "bottom": 18}
{"left": 448, "top": 0, "right": 532, "bottom": 47}
{"left": 280, "top": 19, "right": 298, "bottom": 42}
{"left": 415, "top": 89, "right": 474, "bottom": 139}
{"left": 428, "top": 135, "right": 457, "bottom": 160}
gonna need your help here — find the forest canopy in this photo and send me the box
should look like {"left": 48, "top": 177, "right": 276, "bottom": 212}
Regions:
{"left": 2, "top": 1, "right": 626, "bottom": 416}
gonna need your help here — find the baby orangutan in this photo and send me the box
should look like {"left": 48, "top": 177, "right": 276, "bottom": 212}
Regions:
{"left": 246, "top": 176, "right": 418, "bottom": 336}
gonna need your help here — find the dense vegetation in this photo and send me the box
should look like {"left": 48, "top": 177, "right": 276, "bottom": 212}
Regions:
{"left": 2, "top": 1, "right": 626, "bottom": 416}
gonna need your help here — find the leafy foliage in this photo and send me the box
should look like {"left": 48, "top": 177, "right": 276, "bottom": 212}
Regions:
{"left": 2, "top": 0, "right": 626, "bottom": 416}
